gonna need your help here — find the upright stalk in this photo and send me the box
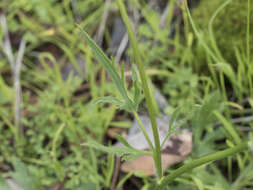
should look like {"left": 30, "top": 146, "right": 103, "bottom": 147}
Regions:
{"left": 116, "top": 0, "right": 163, "bottom": 179}
{"left": 0, "top": 14, "right": 26, "bottom": 138}
{"left": 133, "top": 112, "right": 154, "bottom": 151}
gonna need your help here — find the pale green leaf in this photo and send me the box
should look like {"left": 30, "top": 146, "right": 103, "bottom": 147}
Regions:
{"left": 83, "top": 140, "right": 137, "bottom": 156}
{"left": 0, "top": 177, "right": 12, "bottom": 190}
{"left": 93, "top": 97, "right": 124, "bottom": 106}
{"left": 132, "top": 66, "right": 142, "bottom": 110}
{"left": 78, "top": 26, "right": 134, "bottom": 110}
{"left": 10, "top": 158, "right": 41, "bottom": 190}
{"left": 82, "top": 140, "right": 147, "bottom": 161}
{"left": 115, "top": 134, "right": 135, "bottom": 150}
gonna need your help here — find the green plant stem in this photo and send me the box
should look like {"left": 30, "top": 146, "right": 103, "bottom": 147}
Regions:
{"left": 156, "top": 142, "right": 248, "bottom": 189}
{"left": 133, "top": 112, "right": 154, "bottom": 151}
{"left": 116, "top": 0, "right": 162, "bottom": 179}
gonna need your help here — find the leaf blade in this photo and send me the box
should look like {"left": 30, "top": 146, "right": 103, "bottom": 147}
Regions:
{"left": 78, "top": 26, "right": 133, "bottom": 108}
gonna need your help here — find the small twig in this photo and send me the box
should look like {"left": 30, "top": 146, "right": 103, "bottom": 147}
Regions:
{"left": 115, "top": 1, "right": 140, "bottom": 63}
{"left": 14, "top": 39, "right": 26, "bottom": 136}
{"left": 95, "top": 0, "right": 111, "bottom": 46}
{"left": 115, "top": 33, "right": 128, "bottom": 63}
{"left": 236, "top": 126, "right": 253, "bottom": 132}
{"left": 159, "top": 2, "right": 171, "bottom": 28}
{"left": 0, "top": 14, "right": 26, "bottom": 137}
{"left": 231, "top": 116, "right": 253, "bottom": 124}
{"left": 70, "top": 0, "right": 81, "bottom": 21}
{"left": 15, "top": 39, "right": 26, "bottom": 73}
{"left": 214, "top": 115, "right": 253, "bottom": 127}
{"left": 110, "top": 157, "right": 121, "bottom": 190}
{"left": 129, "top": 177, "right": 142, "bottom": 189}
{"left": 0, "top": 14, "right": 15, "bottom": 69}
{"left": 114, "top": 18, "right": 138, "bottom": 63}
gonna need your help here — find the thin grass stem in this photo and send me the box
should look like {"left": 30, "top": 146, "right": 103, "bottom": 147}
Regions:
{"left": 133, "top": 112, "right": 154, "bottom": 151}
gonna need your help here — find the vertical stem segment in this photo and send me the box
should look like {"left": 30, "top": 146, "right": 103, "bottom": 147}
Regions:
{"left": 116, "top": 0, "right": 162, "bottom": 179}
{"left": 0, "top": 14, "right": 26, "bottom": 138}
{"left": 134, "top": 112, "right": 154, "bottom": 151}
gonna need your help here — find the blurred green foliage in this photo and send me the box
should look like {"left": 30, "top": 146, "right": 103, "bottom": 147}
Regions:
{"left": 192, "top": 0, "right": 253, "bottom": 64}
{"left": 0, "top": 0, "right": 252, "bottom": 189}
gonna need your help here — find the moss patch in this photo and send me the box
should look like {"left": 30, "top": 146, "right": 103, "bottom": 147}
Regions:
{"left": 192, "top": 0, "right": 253, "bottom": 63}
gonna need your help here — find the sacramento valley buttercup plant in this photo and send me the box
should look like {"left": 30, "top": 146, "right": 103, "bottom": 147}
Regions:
{"left": 79, "top": 0, "right": 252, "bottom": 189}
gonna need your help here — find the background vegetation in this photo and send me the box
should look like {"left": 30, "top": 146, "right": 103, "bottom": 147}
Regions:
{"left": 0, "top": 0, "right": 253, "bottom": 189}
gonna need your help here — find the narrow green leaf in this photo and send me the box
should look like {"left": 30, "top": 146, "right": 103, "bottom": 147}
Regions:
{"left": 160, "top": 107, "right": 182, "bottom": 149}
{"left": 132, "top": 66, "right": 142, "bottom": 109}
{"left": 121, "top": 153, "right": 142, "bottom": 161}
{"left": 93, "top": 97, "right": 124, "bottom": 106}
{"left": 169, "top": 107, "right": 181, "bottom": 131}
{"left": 83, "top": 140, "right": 149, "bottom": 162}
{"left": 121, "top": 62, "right": 126, "bottom": 90}
{"left": 115, "top": 134, "right": 135, "bottom": 149}
{"left": 78, "top": 26, "right": 134, "bottom": 109}
{"left": 83, "top": 140, "right": 139, "bottom": 156}
{"left": 105, "top": 154, "right": 115, "bottom": 187}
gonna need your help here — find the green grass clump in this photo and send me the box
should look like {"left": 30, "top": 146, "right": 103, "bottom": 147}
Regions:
{"left": 192, "top": 0, "right": 253, "bottom": 63}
